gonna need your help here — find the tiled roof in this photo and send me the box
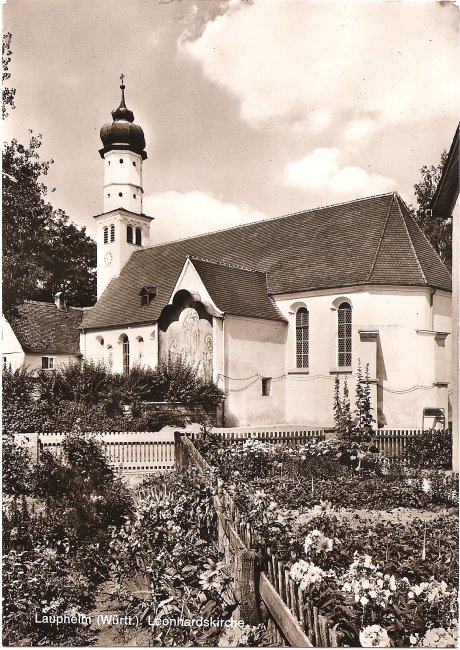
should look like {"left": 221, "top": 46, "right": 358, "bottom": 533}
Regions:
{"left": 82, "top": 192, "right": 452, "bottom": 330}
{"left": 189, "top": 257, "right": 285, "bottom": 322}
{"left": 10, "top": 301, "right": 84, "bottom": 355}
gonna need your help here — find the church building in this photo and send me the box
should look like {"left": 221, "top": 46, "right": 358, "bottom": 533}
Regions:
{"left": 80, "top": 82, "right": 453, "bottom": 429}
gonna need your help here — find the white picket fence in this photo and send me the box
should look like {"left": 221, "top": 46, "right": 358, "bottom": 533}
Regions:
{"left": 38, "top": 430, "right": 176, "bottom": 474}
{"left": 17, "top": 427, "right": 436, "bottom": 476}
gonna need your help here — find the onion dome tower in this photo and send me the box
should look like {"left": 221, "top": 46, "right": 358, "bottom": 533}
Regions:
{"left": 99, "top": 74, "right": 147, "bottom": 214}
{"left": 94, "top": 75, "right": 153, "bottom": 298}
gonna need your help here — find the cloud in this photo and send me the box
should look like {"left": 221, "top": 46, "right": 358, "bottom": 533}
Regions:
{"left": 282, "top": 148, "right": 395, "bottom": 200}
{"left": 180, "top": 1, "right": 459, "bottom": 133}
{"left": 143, "top": 190, "right": 268, "bottom": 243}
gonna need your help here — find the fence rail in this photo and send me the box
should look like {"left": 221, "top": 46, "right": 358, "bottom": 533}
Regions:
{"left": 210, "top": 427, "right": 440, "bottom": 458}
{"left": 38, "top": 431, "right": 175, "bottom": 474}
{"left": 175, "top": 432, "right": 332, "bottom": 647}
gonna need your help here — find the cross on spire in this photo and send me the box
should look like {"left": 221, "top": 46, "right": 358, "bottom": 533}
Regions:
{"left": 120, "top": 73, "right": 125, "bottom": 89}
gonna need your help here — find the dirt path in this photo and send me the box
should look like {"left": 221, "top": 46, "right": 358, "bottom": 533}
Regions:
{"left": 88, "top": 581, "right": 151, "bottom": 647}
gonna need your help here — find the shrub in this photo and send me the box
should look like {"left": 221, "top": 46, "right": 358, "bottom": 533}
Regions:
{"left": 404, "top": 429, "right": 452, "bottom": 470}
{"left": 2, "top": 434, "right": 34, "bottom": 496}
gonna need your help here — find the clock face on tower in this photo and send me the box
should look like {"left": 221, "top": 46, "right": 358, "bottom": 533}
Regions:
{"left": 104, "top": 252, "right": 113, "bottom": 267}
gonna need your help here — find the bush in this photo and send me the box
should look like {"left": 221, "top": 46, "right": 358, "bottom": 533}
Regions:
{"left": 404, "top": 429, "right": 452, "bottom": 470}
{"left": 3, "top": 360, "right": 223, "bottom": 434}
{"left": 2, "top": 434, "right": 34, "bottom": 496}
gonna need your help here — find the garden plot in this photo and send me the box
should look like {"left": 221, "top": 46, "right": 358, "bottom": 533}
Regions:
{"left": 195, "top": 433, "right": 459, "bottom": 648}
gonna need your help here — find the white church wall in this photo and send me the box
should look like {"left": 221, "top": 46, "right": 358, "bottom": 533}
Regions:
{"left": 222, "top": 315, "right": 286, "bottom": 426}
{"left": 275, "top": 286, "right": 452, "bottom": 429}
{"left": 83, "top": 324, "right": 158, "bottom": 374}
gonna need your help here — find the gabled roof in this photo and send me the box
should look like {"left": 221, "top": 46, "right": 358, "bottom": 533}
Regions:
{"left": 431, "top": 124, "right": 459, "bottom": 218}
{"left": 9, "top": 301, "right": 84, "bottom": 355}
{"left": 189, "top": 257, "right": 285, "bottom": 322}
{"left": 82, "top": 192, "right": 452, "bottom": 330}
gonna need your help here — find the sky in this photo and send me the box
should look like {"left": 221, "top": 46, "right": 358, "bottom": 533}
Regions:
{"left": 3, "top": 0, "right": 459, "bottom": 243}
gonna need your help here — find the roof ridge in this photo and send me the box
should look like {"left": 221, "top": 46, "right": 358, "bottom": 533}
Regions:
{"left": 393, "top": 194, "right": 427, "bottom": 284}
{"left": 137, "top": 192, "right": 396, "bottom": 253}
{"left": 367, "top": 192, "right": 395, "bottom": 281}
{"left": 189, "top": 255, "right": 266, "bottom": 274}
{"left": 396, "top": 193, "right": 451, "bottom": 277}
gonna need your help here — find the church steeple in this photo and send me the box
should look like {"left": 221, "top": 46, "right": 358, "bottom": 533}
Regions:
{"left": 94, "top": 77, "right": 153, "bottom": 298}
{"left": 99, "top": 75, "right": 147, "bottom": 214}
{"left": 111, "top": 74, "right": 134, "bottom": 122}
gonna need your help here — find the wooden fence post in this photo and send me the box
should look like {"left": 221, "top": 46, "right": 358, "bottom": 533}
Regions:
{"left": 174, "top": 431, "right": 184, "bottom": 469}
{"left": 235, "top": 549, "right": 259, "bottom": 625}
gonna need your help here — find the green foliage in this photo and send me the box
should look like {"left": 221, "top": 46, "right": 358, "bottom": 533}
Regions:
{"left": 2, "top": 33, "right": 15, "bottom": 119}
{"left": 2, "top": 434, "right": 34, "bottom": 496}
{"left": 108, "top": 470, "right": 244, "bottom": 647}
{"left": 3, "top": 360, "right": 222, "bottom": 434}
{"left": 2, "top": 135, "right": 96, "bottom": 317}
{"left": 340, "top": 377, "right": 353, "bottom": 438}
{"left": 411, "top": 150, "right": 452, "bottom": 270}
{"left": 403, "top": 429, "right": 452, "bottom": 470}
{"left": 353, "top": 361, "right": 375, "bottom": 439}
{"left": 2, "top": 433, "right": 134, "bottom": 646}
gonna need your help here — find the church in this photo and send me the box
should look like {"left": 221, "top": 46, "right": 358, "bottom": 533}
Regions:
{"left": 28, "top": 83, "right": 459, "bottom": 429}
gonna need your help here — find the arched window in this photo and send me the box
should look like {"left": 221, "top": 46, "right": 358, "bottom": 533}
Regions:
{"left": 136, "top": 336, "right": 144, "bottom": 363}
{"left": 338, "top": 303, "right": 352, "bottom": 367}
{"left": 127, "top": 225, "right": 133, "bottom": 244}
{"left": 110, "top": 224, "right": 115, "bottom": 242}
{"left": 135, "top": 227, "right": 142, "bottom": 246}
{"left": 103, "top": 226, "right": 108, "bottom": 244}
{"left": 296, "top": 307, "right": 309, "bottom": 368}
{"left": 122, "top": 335, "right": 130, "bottom": 375}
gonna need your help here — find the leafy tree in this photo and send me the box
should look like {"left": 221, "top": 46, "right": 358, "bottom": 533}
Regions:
{"left": 3, "top": 33, "right": 16, "bottom": 119}
{"left": 2, "top": 135, "right": 97, "bottom": 316}
{"left": 412, "top": 151, "right": 451, "bottom": 271}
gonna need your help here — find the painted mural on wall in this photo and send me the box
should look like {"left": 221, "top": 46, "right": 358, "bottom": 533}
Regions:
{"left": 158, "top": 290, "right": 213, "bottom": 381}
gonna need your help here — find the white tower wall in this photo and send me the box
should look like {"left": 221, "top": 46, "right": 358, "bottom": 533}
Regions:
{"left": 103, "top": 150, "right": 143, "bottom": 213}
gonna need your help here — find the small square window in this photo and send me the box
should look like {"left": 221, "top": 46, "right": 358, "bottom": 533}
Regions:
{"left": 262, "top": 377, "right": 272, "bottom": 396}
{"left": 42, "top": 356, "right": 55, "bottom": 370}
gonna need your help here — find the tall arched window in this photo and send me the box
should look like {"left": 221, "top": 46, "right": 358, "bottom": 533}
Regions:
{"left": 338, "top": 303, "right": 352, "bottom": 367}
{"left": 135, "top": 227, "right": 142, "bottom": 246}
{"left": 127, "top": 225, "right": 134, "bottom": 244}
{"left": 103, "top": 226, "right": 109, "bottom": 244}
{"left": 110, "top": 224, "right": 115, "bottom": 242}
{"left": 122, "top": 335, "right": 130, "bottom": 375}
{"left": 296, "top": 307, "right": 309, "bottom": 368}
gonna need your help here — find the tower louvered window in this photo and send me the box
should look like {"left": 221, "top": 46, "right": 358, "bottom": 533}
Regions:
{"left": 296, "top": 308, "right": 309, "bottom": 368}
{"left": 135, "top": 227, "right": 142, "bottom": 246}
{"left": 127, "top": 225, "right": 133, "bottom": 244}
{"left": 103, "top": 226, "right": 108, "bottom": 244}
{"left": 110, "top": 224, "right": 115, "bottom": 242}
{"left": 338, "top": 303, "right": 352, "bottom": 367}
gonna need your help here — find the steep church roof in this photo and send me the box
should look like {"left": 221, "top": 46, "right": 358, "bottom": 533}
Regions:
{"left": 10, "top": 301, "right": 84, "bottom": 355}
{"left": 82, "top": 192, "right": 452, "bottom": 330}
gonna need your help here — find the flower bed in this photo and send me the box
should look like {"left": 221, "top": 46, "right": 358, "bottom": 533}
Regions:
{"left": 195, "top": 433, "right": 459, "bottom": 648}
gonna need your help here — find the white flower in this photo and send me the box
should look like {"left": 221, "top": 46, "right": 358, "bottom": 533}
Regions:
{"left": 359, "top": 624, "right": 391, "bottom": 647}
{"left": 360, "top": 596, "right": 369, "bottom": 606}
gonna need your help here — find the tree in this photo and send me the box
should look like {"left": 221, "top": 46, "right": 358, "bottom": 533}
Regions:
{"left": 2, "top": 135, "right": 97, "bottom": 317}
{"left": 411, "top": 151, "right": 451, "bottom": 271}
{"left": 3, "top": 33, "right": 16, "bottom": 119}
